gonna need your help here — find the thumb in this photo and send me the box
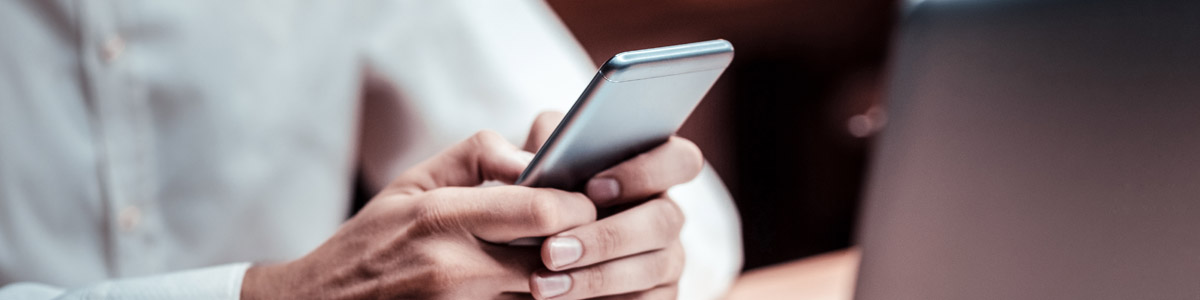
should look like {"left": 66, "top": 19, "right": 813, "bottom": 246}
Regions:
{"left": 523, "top": 111, "right": 565, "bottom": 152}
{"left": 386, "top": 130, "right": 534, "bottom": 194}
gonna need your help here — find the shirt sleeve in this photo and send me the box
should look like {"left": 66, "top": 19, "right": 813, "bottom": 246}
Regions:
{"left": 670, "top": 165, "right": 745, "bottom": 300}
{"left": 0, "top": 263, "right": 249, "bottom": 300}
{"left": 356, "top": 0, "right": 596, "bottom": 190}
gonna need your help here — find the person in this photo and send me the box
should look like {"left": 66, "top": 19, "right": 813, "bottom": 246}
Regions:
{"left": 0, "top": 1, "right": 742, "bottom": 299}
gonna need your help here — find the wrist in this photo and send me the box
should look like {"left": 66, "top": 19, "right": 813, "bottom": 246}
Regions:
{"left": 241, "top": 262, "right": 295, "bottom": 300}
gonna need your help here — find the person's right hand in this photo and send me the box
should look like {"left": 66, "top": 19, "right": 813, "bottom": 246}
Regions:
{"left": 241, "top": 130, "right": 598, "bottom": 299}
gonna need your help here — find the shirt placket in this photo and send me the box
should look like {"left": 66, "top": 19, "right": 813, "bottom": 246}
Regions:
{"left": 78, "top": 0, "right": 158, "bottom": 278}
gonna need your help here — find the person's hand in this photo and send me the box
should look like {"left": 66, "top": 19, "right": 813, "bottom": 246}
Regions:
{"left": 242, "top": 130, "right": 598, "bottom": 299}
{"left": 522, "top": 112, "right": 705, "bottom": 300}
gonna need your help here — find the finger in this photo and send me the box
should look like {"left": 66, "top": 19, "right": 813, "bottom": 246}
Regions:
{"left": 524, "top": 111, "right": 565, "bottom": 152}
{"left": 420, "top": 186, "right": 598, "bottom": 243}
{"left": 540, "top": 198, "right": 684, "bottom": 271}
{"left": 481, "top": 243, "right": 544, "bottom": 294}
{"left": 530, "top": 242, "right": 685, "bottom": 300}
{"left": 586, "top": 136, "right": 704, "bottom": 207}
{"left": 387, "top": 130, "right": 534, "bottom": 194}
{"left": 589, "top": 284, "right": 678, "bottom": 300}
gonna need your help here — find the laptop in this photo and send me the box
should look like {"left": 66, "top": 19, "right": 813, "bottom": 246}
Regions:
{"left": 855, "top": 0, "right": 1200, "bottom": 299}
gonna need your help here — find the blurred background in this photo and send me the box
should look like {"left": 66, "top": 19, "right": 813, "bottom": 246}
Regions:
{"left": 549, "top": 0, "right": 897, "bottom": 271}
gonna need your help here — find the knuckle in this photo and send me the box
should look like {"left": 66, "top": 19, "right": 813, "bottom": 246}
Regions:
{"left": 558, "top": 192, "right": 597, "bottom": 221}
{"left": 413, "top": 194, "right": 440, "bottom": 219}
{"left": 646, "top": 254, "right": 672, "bottom": 286}
{"left": 593, "top": 223, "right": 625, "bottom": 258}
{"left": 426, "top": 256, "right": 462, "bottom": 290}
{"left": 414, "top": 192, "right": 444, "bottom": 218}
{"left": 671, "top": 137, "right": 705, "bottom": 176}
{"left": 526, "top": 193, "right": 561, "bottom": 231}
{"left": 651, "top": 200, "right": 686, "bottom": 240}
{"left": 577, "top": 266, "right": 608, "bottom": 295}
{"left": 469, "top": 130, "right": 506, "bottom": 149}
{"left": 411, "top": 192, "right": 462, "bottom": 236}
{"left": 623, "top": 159, "right": 654, "bottom": 188}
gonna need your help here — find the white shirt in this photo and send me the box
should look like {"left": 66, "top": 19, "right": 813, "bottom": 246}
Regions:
{"left": 0, "top": 1, "right": 743, "bottom": 299}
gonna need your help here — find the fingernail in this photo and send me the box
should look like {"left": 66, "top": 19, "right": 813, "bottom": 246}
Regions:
{"left": 586, "top": 178, "right": 619, "bottom": 204}
{"left": 533, "top": 272, "right": 571, "bottom": 298}
{"left": 547, "top": 236, "right": 583, "bottom": 268}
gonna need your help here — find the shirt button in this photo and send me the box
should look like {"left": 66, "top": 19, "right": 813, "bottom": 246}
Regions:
{"left": 100, "top": 35, "right": 125, "bottom": 62}
{"left": 118, "top": 205, "right": 142, "bottom": 232}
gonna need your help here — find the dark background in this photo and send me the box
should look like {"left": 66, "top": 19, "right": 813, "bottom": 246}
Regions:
{"left": 550, "top": 0, "right": 897, "bottom": 271}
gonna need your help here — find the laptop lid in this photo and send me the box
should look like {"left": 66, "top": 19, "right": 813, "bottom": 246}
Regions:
{"left": 855, "top": 0, "right": 1200, "bottom": 299}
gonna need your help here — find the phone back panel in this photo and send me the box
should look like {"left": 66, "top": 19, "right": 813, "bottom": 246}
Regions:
{"left": 517, "top": 40, "right": 733, "bottom": 190}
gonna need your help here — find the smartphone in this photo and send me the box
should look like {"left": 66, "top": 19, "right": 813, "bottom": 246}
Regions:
{"left": 516, "top": 39, "right": 734, "bottom": 191}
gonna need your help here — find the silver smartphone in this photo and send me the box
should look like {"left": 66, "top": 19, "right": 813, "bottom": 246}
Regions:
{"left": 515, "top": 39, "right": 734, "bottom": 191}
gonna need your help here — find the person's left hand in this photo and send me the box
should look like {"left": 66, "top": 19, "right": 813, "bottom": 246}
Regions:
{"left": 522, "top": 112, "right": 705, "bottom": 300}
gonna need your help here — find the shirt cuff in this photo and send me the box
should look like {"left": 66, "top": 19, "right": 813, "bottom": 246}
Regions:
{"left": 55, "top": 262, "right": 251, "bottom": 300}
